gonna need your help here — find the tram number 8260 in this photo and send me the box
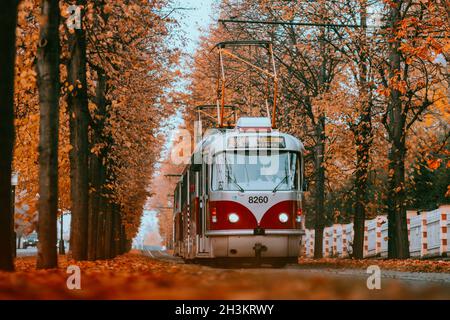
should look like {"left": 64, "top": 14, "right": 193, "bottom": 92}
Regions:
{"left": 248, "top": 196, "right": 269, "bottom": 204}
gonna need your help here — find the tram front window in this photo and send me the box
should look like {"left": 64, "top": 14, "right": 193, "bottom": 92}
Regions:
{"left": 212, "top": 151, "right": 299, "bottom": 191}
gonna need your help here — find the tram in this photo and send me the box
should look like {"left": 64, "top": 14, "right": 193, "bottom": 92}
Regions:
{"left": 172, "top": 40, "right": 307, "bottom": 266}
{"left": 173, "top": 117, "right": 306, "bottom": 266}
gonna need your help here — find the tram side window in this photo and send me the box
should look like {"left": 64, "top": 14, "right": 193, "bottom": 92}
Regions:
{"left": 181, "top": 173, "right": 188, "bottom": 209}
{"left": 198, "top": 168, "right": 203, "bottom": 235}
{"left": 300, "top": 154, "right": 305, "bottom": 191}
{"left": 205, "top": 164, "right": 209, "bottom": 195}
{"left": 174, "top": 186, "right": 179, "bottom": 212}
{"left": 189, "top": 169, "right": 196, "bottom": 202}
{"left": 198, "top": 166, "right": 203, "bottom": 196}
{"left": 295, "top": 154, "right": 301, "bottom": 190}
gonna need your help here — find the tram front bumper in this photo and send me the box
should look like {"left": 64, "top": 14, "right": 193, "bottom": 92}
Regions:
{"left": 209, "top": 234, "right": 303, "bottom": 258}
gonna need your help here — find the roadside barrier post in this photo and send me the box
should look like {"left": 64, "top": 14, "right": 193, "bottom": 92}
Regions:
{"left": 421, "top": 214, "right": 428, "bottom": 257}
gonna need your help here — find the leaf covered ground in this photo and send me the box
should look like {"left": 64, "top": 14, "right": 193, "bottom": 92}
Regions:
{"left": 0, "top": 252, "right": 449, "bottom": 300}
{"left": 298, "top": 257, "right": 450, "bottom": 273}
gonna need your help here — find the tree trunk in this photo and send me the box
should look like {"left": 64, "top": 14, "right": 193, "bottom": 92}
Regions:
{"left": 87, "top": 149, "right": 99, "bottom": 260}
{"left": 104, "top": 202, "right": 113, "bottom": 259}
{"left": 95, "top": 167, "right": 107, "bottom": 260}
{"left": 87, "top": 71, "right": 107, "bottom": 260}
{"left": 353, "top": 125, "right": 371, "bottom": 259}
{"left": 387, "top": 2, "right": 410, "bottom": 259}
{"left": 68, "top": 0, "right": 89, "bottom": 261}
{"left": 87, "top": 151, "right": 99, "bottom": 260}
{"left": 96, "top": 207, "right": 106, "bottom": 259}
{"left": 353, "top": 117, "right": 371, "bottom": 259}
{"left": 120, "top": 224, "right": 127, "bottom": 255}
{"left": 36, "top": 0, "right": 60, "bottom": 270}
{"left": 352, "top": 0, "right": 372, "bottom": 260}
{"left": 387, "top": 135, "right": 409, "bottom": 259}
{"left": 312, "top": 7, "right": 329, "bottom": 259}
{"left": 112, "top": 208, "right": 121, "bottom": 257}
{"left": 0, "top": 0, "right": 19, "bottom": 272}
{"left": 313, "top": 116, "right": 326, "bottom": 259}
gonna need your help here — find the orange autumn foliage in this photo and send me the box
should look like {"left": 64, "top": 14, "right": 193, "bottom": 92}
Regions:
{"left": 12, "top": 0, "right": 180, "bottom": 242}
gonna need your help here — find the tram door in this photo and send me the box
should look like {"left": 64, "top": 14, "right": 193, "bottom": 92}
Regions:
{"left": 173, "top": 186, "right": 180, "bottom": 254}
{"left": 194, "top": 169, "right": 202, "bottom": 253}
{"left": 189, "top": 168, "right": 198, "bottom": 258}
{"left": 199, "top": 162, "right": 210, "bottom": 253}
{"left": 186, "top": 171, "right": 192, "bottom": 257}
{"left": 180, "top": 172, "right": 189, "bottom": 257}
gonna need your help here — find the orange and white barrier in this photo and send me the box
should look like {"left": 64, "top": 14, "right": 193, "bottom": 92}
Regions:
{"left": 363, "top": 225, "right": 369, "bottom": 257}
{"left": 324, "top": 229, "right": 330, "bottom": 257}
{"left": 341, "top": 226, "right": 348, "bottom": 257}
{"left": 440, "top": 210, "right": 448, "bottom": 256}
{"left": 421, "top": 214, "right": 428, "bottom": 257}
{"left": 304, "top": 205, "right": 450, "bottom": 259}
{"left": 376, "top": 218, "right": 383, "bottom": 256}
{"left": 332, "top": 226, "right": 338, "bottom": 257}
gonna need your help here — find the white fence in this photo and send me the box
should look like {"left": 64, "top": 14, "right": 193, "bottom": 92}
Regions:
{"left": 303, "top": 205, "right": 450, "bottom": 258}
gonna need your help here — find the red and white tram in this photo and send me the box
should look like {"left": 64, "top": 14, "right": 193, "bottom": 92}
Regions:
{"left": 173, "top": 117, "right": 306, "bottom": 266}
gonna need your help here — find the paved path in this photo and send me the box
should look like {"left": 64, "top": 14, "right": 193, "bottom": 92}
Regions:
{"left": 142, "top": 250, "right": 450, "bottom": 292}
{"left": 286, "top": 265, "right": 450, "bottom": 286}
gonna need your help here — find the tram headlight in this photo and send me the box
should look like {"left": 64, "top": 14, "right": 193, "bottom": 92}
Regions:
{"left": 278, "top": 213, "right": 289, "bottom": 223}
{"left": 228, "top": 213, "right": 239, "bottom": 223}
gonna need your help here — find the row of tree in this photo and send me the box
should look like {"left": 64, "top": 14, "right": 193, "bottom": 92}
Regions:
{"left": 0, "top": 0, "right": 178, "bottom": 271}
{"left": 172, "top": 0, "right": 448, "bottom": 259}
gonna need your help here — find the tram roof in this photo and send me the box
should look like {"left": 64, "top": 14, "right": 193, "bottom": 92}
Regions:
{"left": 193, "top": 123, "right": 305, "bottom": 157}
{"left": 174, "top": 119, "right": 305, "bottom": 186}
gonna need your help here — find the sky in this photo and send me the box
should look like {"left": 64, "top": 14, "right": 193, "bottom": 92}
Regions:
{"left": 133, "top": 0, "right": 217, "bottom": 248}
{"left": 172, "top": 0, "right": 217, "bottom": 54}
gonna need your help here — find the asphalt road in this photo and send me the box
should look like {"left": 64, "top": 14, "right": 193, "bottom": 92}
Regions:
{"left": 16, "top": 247, "right": 38, "bottom": 257}
{"left": 142, "top": 249, "right": 450, "bottom": 292}
{"left": 15, "top": 247, "right": 450, "bottom": 290}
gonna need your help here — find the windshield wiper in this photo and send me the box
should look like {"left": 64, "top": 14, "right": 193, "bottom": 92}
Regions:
{"left": 224, "top": 156, "right": 245, "bottom": 192}
{"left": 272, "top": 175, "right": 288, "bottom": 193}
{"left": 227, "top": 172, "right": 245, "bottom": 192}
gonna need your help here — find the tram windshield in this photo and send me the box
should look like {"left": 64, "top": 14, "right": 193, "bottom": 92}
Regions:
{"left": 212, "top": 151, "right": 300, "bottom": 191}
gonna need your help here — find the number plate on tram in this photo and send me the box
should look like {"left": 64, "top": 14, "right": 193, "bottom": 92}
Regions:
{"left": 248, "top": 196, "right": 269, "bottom": 204}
